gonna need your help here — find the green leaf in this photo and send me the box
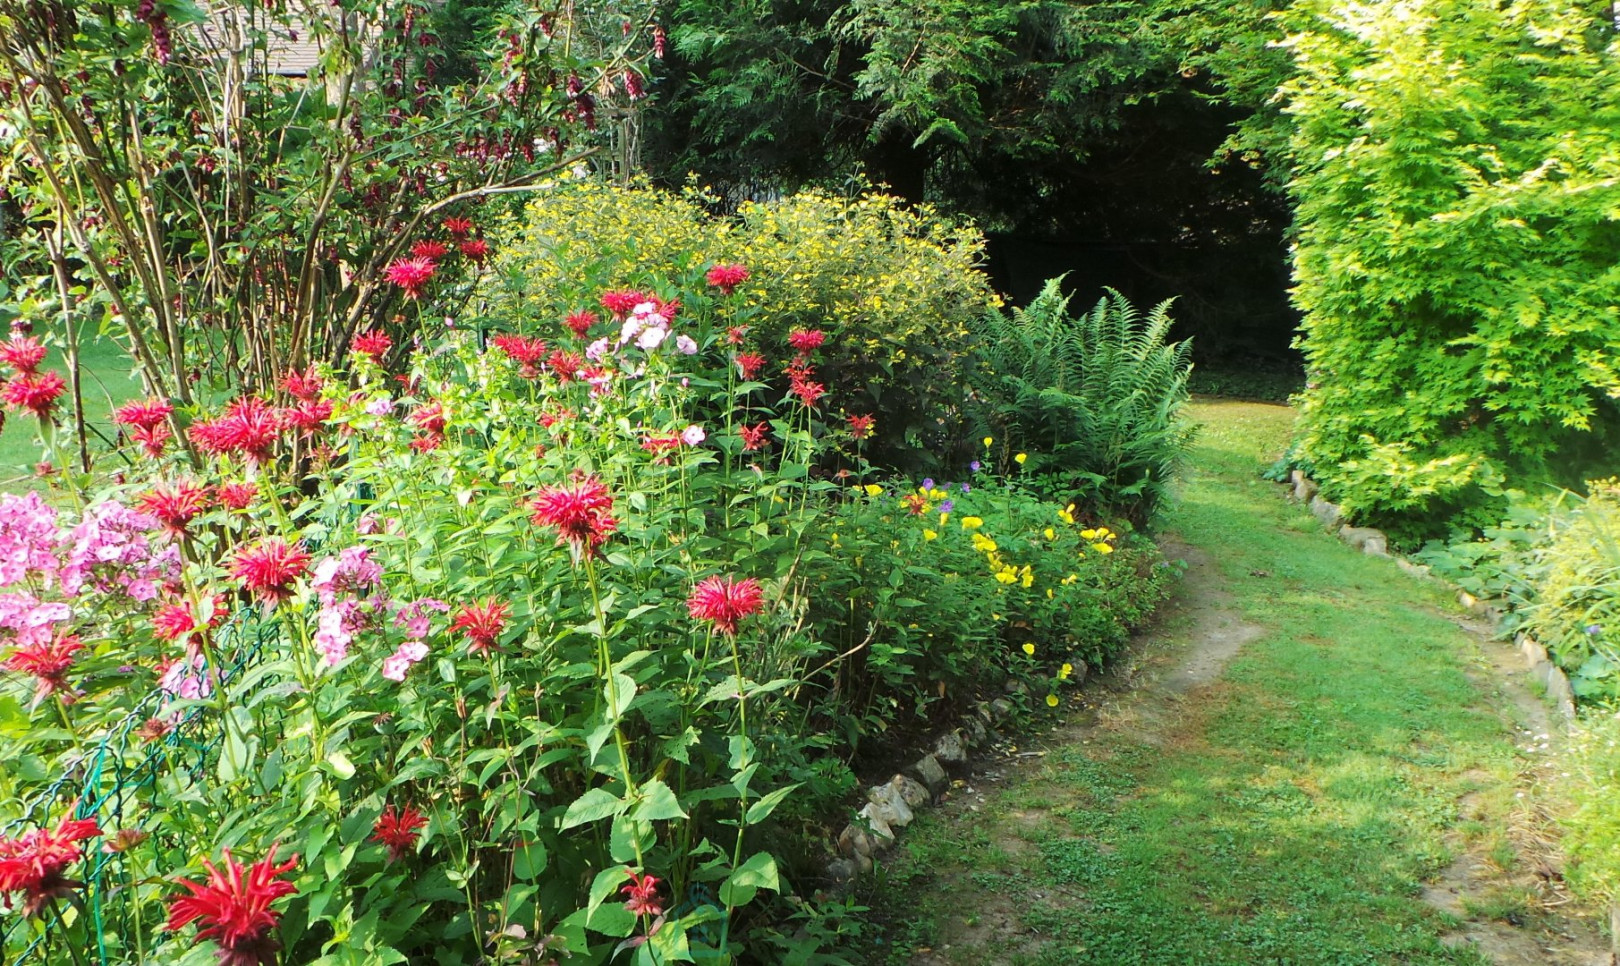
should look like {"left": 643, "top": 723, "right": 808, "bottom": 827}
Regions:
{"left": 513, "top": 840, "right": 548, "bottom": 880}
{"left": 631, "top": 780, "right": 688, "bottom": 822}
{"left": 560, "top": 788, "right": 626, "bottom": 830}
{"left": 587, "top": 866, "right": 633, "bottom": 920}
{"left": 745, "top": 783, "right": 802, "bottom": 825}
{"left": 719, "top": 851, "right": 780, "bottom": 907}
{"left": 325, "top": 750, "right": 357, "bottom": 781}
{"left": 610, "top": 813, "right": 653, "bottom": 864}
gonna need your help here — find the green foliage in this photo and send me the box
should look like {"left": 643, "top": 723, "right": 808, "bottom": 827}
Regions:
{"left": 1283, "top": 0, "right": 1620, "bottom": 540}
{"left": 1524, "top": 484, "right": 1620, "bottom": 700}
{"left": 971, "top": 280, "right": 1196, "bottom": 525}
{"left": 492, "top": 180, "right": 1001, "bottom": 474}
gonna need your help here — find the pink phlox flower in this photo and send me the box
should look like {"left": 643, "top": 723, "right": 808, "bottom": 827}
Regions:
{"left": 394, "top": 598, "right": 448, "bottom": 641}
{"left": 0, "top": 593, "right": 72, "bottom": 647}
{"left": 681, "top": 425, "right": 706, "bottom": 447}
{"left": 585, "top": 338, "right": 611, "bottom": 362}
{"left": 60, "top": 501, "right": 178, "bottom": 598}
{"left": 314, "top": 599, "right": 363, "bottom": 666}
{"left": 310, "top": 547, "right": 382, "bottom": 605}
{"left": 634, "top": 324, "right": 668, "bottom": 351}
{"left": 675, "top": 334, "right": 698, "bottom": 355}
{"left": 364, "top": 397, "right": 394, "bottom": 417}
{"left": 159, "top": 654, "right": 213, "bottom": 702}
{"left": 0, "top": 492, "right": 61, "bottom": 588}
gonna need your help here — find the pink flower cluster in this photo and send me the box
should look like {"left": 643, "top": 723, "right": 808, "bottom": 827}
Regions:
{"left": 310, "top": 547, "right": 385, "bottom": 667}
{"left": 0, "top": 493, "right": 61, "bottom": 587}
{"left": 60, "top": 501, "right": 179, "bottom": 601}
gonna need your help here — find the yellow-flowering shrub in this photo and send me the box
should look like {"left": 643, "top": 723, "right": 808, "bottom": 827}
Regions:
{"left": 490, "top": 180, "right": 1001, "bottom": 473}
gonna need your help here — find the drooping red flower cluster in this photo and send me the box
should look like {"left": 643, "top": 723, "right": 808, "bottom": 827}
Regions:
{"left": 279, "top": 398, "right": 333, "bottom": 436}
{"left": 847, "top": 413, "right": 875, "bottom": 440}
{"left": 165, "top": 846, "right": 299, "bottom": 966}
{"left": 451, "top": 599, "right": 509, "bottom": 654}
{"left": 5, "top": 635, "right": 84, "bottom": 701}
{"left": 785, "top": 359, "right": 826, "bottom": 408}
{"left": 530, "top": 475, "right": 617, "bottom": 555}
{"left": 352, "top": 329, "right": 392, "bottom": 361}
{"left": 114, "top": 398, "right": 175, "bottom": 457}
{"left": 190, "top": 397, "right": 282, "bottom": 465}
{"left": 139, "top": 480, "right": 211, "bottom": 537}
{"left": 739, "top": 422, "right": 770, "bottom": 452}
{"left": 152, "top": 595, "right": 228, "bottom": 650}
{"left": 371, "top": 805, "right": 428, "bottom": 862}
{"left": 735, "top": 352, "right": 766, "bottom": 381}
{"left": 407, "top": 401, "right": 447, "bottom": 452}
{"left": 0, "top": 817, "right": 101, "bottom": 916}
{"left": 442, "top": 216, "right": 474, "bottom": 238}
{"left": 384, "top": 257, "right": 437, "bottom": 299}
{"left": 459, "top": 239, "right": 491, "bottom": 264}
{"left": 230, "top": 538, "right": 310, "bottom": 604}
{"left": 215, "top": 482, "right": 258, "bottom": 511}
{"left": 564, "top": 310, "right": 598, "bottom": 339}
{"left": 705, "top": 262, "right": 750, "bottom": 295}
{"left": 621, "top": 870, "right": 663, "bottom": 918}
{"left": 787, "top": 328, "right": 826, "bottom": 354}
{"left": 687, "top": 575, "right": 765, "bottom": 636}
{"left": 492, "top": 334, "right": 548, "bottom": 378}
{"left": 280, "top": 367, "right": 323, "bottom": 402}
{"left": 547, "top": 350, "right": 583, "bottom": 383}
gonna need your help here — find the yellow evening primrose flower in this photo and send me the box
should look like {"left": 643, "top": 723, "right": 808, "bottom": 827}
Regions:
{"left": 1021, "top": 572, "right": 1035, "bottom": 589}
{"left": 864, "top": 484, "right": 883, "bottom": 497}
{"left": 939, "top": 512, "right": 950, "bottom": 526}
{"left": 961, "top": 516, "right": 984, "bottom": 530}
{"left": 1046, "top": 588, "right": 1054, "bottom": 599}
{"left": 1059, "top": 663, "right": 1073, "bottom": 680}
{"left": 1080, "top": 528, "right": 1098, "bottom": 540}
{"left": 1058, "top": 509, "right": 1074, "bottom": 524}
{"left": 1046, "top": 694, "right": 1060, "bottom": 708}
{"left": 923, "top": 529, "right": 938, "bottom": 541}
{"left": 1092, "top": 543, "right": 1115, "bottom": 555}
{"left": 996, "top": 571, "right": 1018, "bottom": 585}
{"left": 1044, "top": 528, "right": 1056, "bottom": 540}
{"left": 1062, "top": 573, "right": 1079, "bottom": 585}
{"left": 1015, "top": 453, "right": 1027, "bottom": 465}
{"left": 983, "top": 436, "right": 994, "bottom": 448}
{"left": 1022, "top": 642, "right": 1036, "bottom": 656}
{"left": 930, "top": 488, "right": 947, "bottom": 500}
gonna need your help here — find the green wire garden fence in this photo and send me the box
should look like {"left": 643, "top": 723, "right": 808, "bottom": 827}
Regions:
{"left": 1, "top": 611, "right": 278, "bottom": 965}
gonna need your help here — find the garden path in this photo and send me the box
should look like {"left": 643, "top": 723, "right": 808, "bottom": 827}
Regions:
{"left": 868, "top": 400, "right": 1612, "bottom": 966}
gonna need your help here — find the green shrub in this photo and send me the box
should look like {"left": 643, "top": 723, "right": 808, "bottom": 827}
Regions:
{"left": 1524, "top": 483, "right": 1620, "bottom": 700}
{"left": 492, "top": 180, "right": 1001, "bottom": 475}
{"left": 1283, "top": 0, "right": 1620, "bottom": 542}
{"left": 970, "top": 280, "right": 1196, "bottom": 526}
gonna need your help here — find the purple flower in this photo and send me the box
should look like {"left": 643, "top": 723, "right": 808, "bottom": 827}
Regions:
{"left": 970, "top": 461, "right": 982, "bottom": 473}
{"left": 1588, "top": 624, "right": 1604, "bottom": 636}
{"left": 961, "top": 483, "right": 971, "bottom": 494}
{"left": 939, "top": 499, "right": 955, "bottom": 514}
{"left": 922, "top": 478, "right": 935, "bottom": 490}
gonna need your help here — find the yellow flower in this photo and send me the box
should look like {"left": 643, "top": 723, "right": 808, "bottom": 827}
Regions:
{"left": 864, "top": 484, "right": 883, "bottom": 497}
{"left": 996, "top": 571, "right": 1018, "bottom": 585}
{"left": 1062, "top": 573, "right": 1079, "bottom": 585}
{"left": 1022, "top": 642, "right": 1035, "bottom": 656}
{"left": 1015, "top": 453, "right": 1027, "bottom": 465}
{"left": 929, "top": 488, "right": 946, "bottom": 500}
{"left": 1059, "top": 663, "right": 1073, "bottom": 680}
{"left": 939, "top": 512, "right": 950, "bottom": 526}
{"left": 1092, "top": 543, "right": 1115, "bottom": 555}
{"left": 1046, "top": 588, "right": 1054, "bottom": 599}
{"left": 1057, "top": 509, "right": 1074, "bottom": 525}
{"left": 1044, "top": 528, "right": 1056, "bottom": 540}
{"left": 983, "top": 436, "right": 994, "bottom": 448}
{"left": 1021, "top": 572, "right": 1035, "bottom": 589}
{"left": 1080, "top": 528, "right": 1098, "bottom": 540}
{"left": 961, "top": 516, "right": 984, "bottom": 530}
{"left": 923, "top": 529, "right": 938, "bottom": 541}
{"left": 1046, "top": 694, "right": 1060, "bottom": 708}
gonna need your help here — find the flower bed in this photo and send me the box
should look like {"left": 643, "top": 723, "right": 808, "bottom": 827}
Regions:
{"left": 0, "top": 264, "right": 1168, "bottom": 963}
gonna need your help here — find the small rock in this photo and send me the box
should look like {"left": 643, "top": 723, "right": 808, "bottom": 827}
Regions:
{"left": 825, "top": 858, "right": 859, "bottom": 883}
{"left": 837, "top": 823, "right": 876, "bottom": 859}
{"left": 887, "top": 774, "right": 932, "bottom": 809}
{"left": 1310, "top": 494, "right": 1341, "bottom": 529}
{"left": 964, "top": 717, "right": 989, "bottom": 746}
{"left": 1396, "top": 558, "right": 1432, "bottom": 579}
{"left": 1291, "top": 470, "right": 1319, "bottom": 502}
{"left": 933, "top": 730, "right": 968, "bottom": 765}
{"left": 1004, "top": 678, "right": 1029, "bottom": 696}
{"left": 856, "top": 804, "right": 896, "bottom": 844}
{"left": 1458, "top": 591, "right": 1479, "bottom": 610}
{"left": 865, "top": 782, "right": 916, "bottom": 829}
{"left": 909, "top": 754, "right": 949, "bottom": 794}
{"left": 854, "top": 852, "right": 874, "bottom": 875}
{"left": 1545, "top": 667, "right": 1577, "bottom": 721}
{"left": 1521, "top": 636, "right": 1550, "bottom": 670}
{"left": 989, "top": 698, "right": 1014, "bottom": 719}
{"left": 1339, "top": 525, "right": 1388, "bottom": 557}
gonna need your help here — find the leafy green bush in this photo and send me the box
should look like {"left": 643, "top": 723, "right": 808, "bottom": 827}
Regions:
{"left": 970, "top": 280, "right": 1196, "bottom": 526}
{"left": 1523, "top": 484, "right": 1620, "bottom": 701}
{"left": 492, "top": 181, "right": 1001, "bottom": 475}
{"left": 1283, "top": 0, "right": 1620, "bottom": 542}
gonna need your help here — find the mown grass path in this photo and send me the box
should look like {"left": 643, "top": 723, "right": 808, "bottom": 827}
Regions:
{"left": 867, "top": 400, "right": 1609, "bottom": 966}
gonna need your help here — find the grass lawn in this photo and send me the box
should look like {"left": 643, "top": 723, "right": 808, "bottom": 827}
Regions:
{"left": 0, "top": 331, "right": 142, "bottom": 490}
{"left": 864, "top": 401, "right": 1581, "bottom": 965}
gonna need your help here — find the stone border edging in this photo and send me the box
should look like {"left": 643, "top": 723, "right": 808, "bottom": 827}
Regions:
{"left": 1286, "top": 471, "right": 1575, "bottom": 724}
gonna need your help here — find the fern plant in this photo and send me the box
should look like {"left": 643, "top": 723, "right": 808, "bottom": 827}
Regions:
{"left": 971, "top": 280, "right": 1196, "bottom": 525}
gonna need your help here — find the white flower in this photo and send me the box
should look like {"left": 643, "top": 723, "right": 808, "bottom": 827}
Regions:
{"left": 682, "top": 424, "right": 707, "bottom": 446}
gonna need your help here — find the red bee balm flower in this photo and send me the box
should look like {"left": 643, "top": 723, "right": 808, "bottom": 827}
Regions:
{"left": 132, "top": 423, "right": 172, "bottom": 458}
{"left": 165, "top": 846, "right": 299, "bottom": 966}
{"left": 0, "top": 817, "right": 102, "bottom": 916}
{"left": 410, "top": 240, "right": 450, "bottom": 261}
{"left": 847, "top": 414, "right": 875, "bottom": 440}
{"left": 687, "top": 575, "right": 765, "bottom": 636}
{"left": 352, "top": 329, "right": 392, "bottom": 360}
{"left": 370, "top": 805, "right": 427, "bottom": 862}
{"left": 384, "top": 256, "right": 437, "bottom": 298}
{"left": 441, "top": 216, "right": 474, "bottom": 237}
{"left": 279, "top": 367, "right": 323, "bottom": 402}
{"left": 216, "top": 483, "right": 257, "bottom": 511}
{"left": 739, "top": 422, "right": 770, "bottom": 452}
{"left": 531, "top": 476, "right": 617, "bottom": 554}
{"left": 705, "top": 263, "right": 750, "bottom": 295}
{"left": 564, "top": 311, "right": 598, "bottom": 338}
{"left": 2, "top": 371, "right": 66, "bottom": 417}
{"left": 492, "top": 334, "right": 548, "bottom": 378}
{"left": 152, "top": 602, "right": 200, "bottom": 644}
{"left": 230, "top": 539, "right": 310, "bottom": 604}
{"left": 547, "top": 350, "right": 583, "bottom": 383}
{"left": 787, "top": 329, "right": 825, "bottom": 353}
{"left": 114, "top": 398, "right": 174, "bottom": 430}
{"left": 451, "top": 599, "right": 509, "bottom": 654}
{"left": 5, "top": 635, "right": 83, "bottom": 701}
{"left": 139, "top": 481, "right": 211, "bottom": 537}
{"left": 599, "top": 290, "right": 646, "bottom": 319}
{"left": 459, "top": 239, "right": 491, "bottom": 264}
{"left": 189, "top": 397, "right": 282, "bottom": 465}
{"left": 621, "top": 871, "right": 663, "bottom": 918}
{"left": 735, "top": 352, "right": 766, "bottom": 381}
{"left": 0, "top": 335, "right": 48, "bottom": 374}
